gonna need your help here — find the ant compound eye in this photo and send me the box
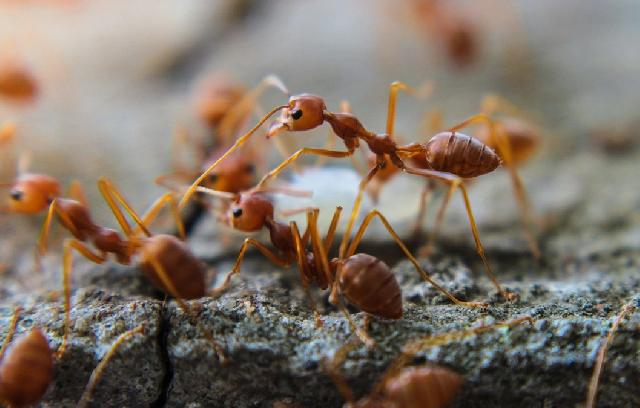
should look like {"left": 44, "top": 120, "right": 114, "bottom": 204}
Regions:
{"left": 291, "top": 109, "right": 303, "bottom": 120}
{"left": 9, "top": 189, "right": 23, "bottom": 201}
{"left": 245, "top": 164, "right": 256, "bottom": 173}
{"left": 232, "top": 208, "right": 243, "bottom": 218}
{"left": 208, "top": 174, "right": 219, "bottom": 183}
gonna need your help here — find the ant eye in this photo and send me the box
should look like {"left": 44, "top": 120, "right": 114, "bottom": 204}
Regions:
{"left": 208, "top": 174, "right": 219, "bottom": 182}
{"left": 9, "top": 190, "right": 23, "bottom": 201}
{"left": 291, "top": 109, "right": 303, "bottom": 120}
{"left": 232, "top": 208, "right": 243, "bottom": 218}
{"left": 245, "top": 164, "right": 255, "bottom": 173}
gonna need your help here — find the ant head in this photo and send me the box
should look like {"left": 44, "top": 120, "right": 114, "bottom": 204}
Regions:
{"left": 227, "top": 191, "right": 274, "bottom": 232}
{"left": 267, "top": 94, "right": 326, "bottom": 138}
{"left": 4, "top": 174, "right": 61, "bottom": 214}
{"left": 201, "top": 154, "right": 256, "bottom": 194}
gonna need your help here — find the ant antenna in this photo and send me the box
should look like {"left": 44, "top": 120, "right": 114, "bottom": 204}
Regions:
{"left": 179, "top": 104, "right": 289, "bottom": 210}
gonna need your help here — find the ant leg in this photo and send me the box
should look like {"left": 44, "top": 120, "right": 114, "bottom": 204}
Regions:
{"left": 322, "top": 338, "right": 360, "bottom": 405}
{"left": 290, "top": 221, "right": 322, "bottom": 327}
{"left": 379, "top": 316, "right": 533, "bottom": 390}
{"left": 97, "top": 178, "right": 140, "bottom": 238}
{"left": 335, "top": 298, "right": 376, "bottom": 348}
{"left": 347, "top": 209, "right": 486, "bottom": 308}
{"left": 145, "top": 255, "right": 226, "bottom": 362}
{"left": 403, "top": 166, "right": 516, "bottom": 301}
{"left": 386, "top": 80, "right": 434, "bottom": 137}
{"left": 411, "top": 180, "right": 436, "bottom": 241}
{"left": 338, "top": 163, "right": 383, "bottom": 259}
{"left": 324, "top": 206, "right": 343, "bottom": 252}
{"left": 0, "top": 306, "right": 22, "bottom": 360}
{"left": 419, "top": 177, "right": 456, "bottom": 258}
{"left": 218, "top": 75, "right": 289, "bottom": 143}
{"left": 586, "top": 301, "right": 636, "bottom": 408}
{"left": 256, "top": 148, "right": 353, "bottom": 188}
{"left": 209, "top": 238, "right": 290, "bottom": 297}
{"left": 37, "top": 199, "right": 82, "bottom": 258}
{"left": 76, "top": 325, "right": 145, "bottom": 408}
{"left": 58, "top": 239, "right": 106, "bottom": 358}
{"left": 0, "top": 120, "right": 16, "bottom": 145}
{"left": 133, "top": 193, "right": 186, "bottom": 239}
{"left": 449, "top": 114, "right": 540, "bottom": 259}
{"left": 180, "top": 104, "right": 288, "bottom": 209}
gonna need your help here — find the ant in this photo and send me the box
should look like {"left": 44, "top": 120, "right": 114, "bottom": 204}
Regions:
{"left": 162, "top": 75, "right": 291, "bottom": 234}
{"left": 181, "top": 81, "right": 516, "bottom": 301}
{"left": 586, "top": 299, "right": 637, "bottom": 408}
{"left": 406, "top": 0, "right": 479, "bottom": 68}
{"left": 36, "top": 178, "right": 225, "bottom": 361}
{"left": 401, "top": 94, "right": 542, "bottom": 258}
{"left": 324, "top": 316, "right": 533, "bottom": 408}
{"left": 0, "top": 56, "right": 38, "bottom": 104}
{"left": 0, "top": 306, "right": 145, "bottom": 408}
{"left": 199, "top": 185, "right": 487, "bottom": 347}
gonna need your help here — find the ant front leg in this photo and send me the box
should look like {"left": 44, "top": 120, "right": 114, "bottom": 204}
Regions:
{"left": 209, "top": 237, "right": 290, "bottom": 298}
{"left": 76, "top": 324, "right": 146, "bottom": 408}
{"left": 256, "top": 147, "right": 354, "bottom": 189}
{"left": 59, "top": 239, "right": 107, "bottom": 358}
{"left": 403, "top": 166, "right": 516, "bottom": 302}
{"left": 97, "top": 178, "right": 147, "bottom": 238}
{"left": 132, "top": 192, "right": 186, "bottom": 239}
{"left": 449, "top": 113, "right": 540, "bottom": 259}
{"left": 345, "top": 209, "right": 487, "bottom": 308}
{"left": 180, "top": 104, "right": 289, "bottom": 209}
{"left": 290, "top": 220, "right": 322, "bottom": 327}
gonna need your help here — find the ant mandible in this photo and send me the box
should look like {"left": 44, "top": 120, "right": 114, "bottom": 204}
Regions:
{"left": 181, "top": 80, "right": 515, "bottom": 301}
{"left": 325, "top": 316, "right": 533, "bottom": 408}
{"left": 36, "top": 178, "right": 224, "bottom": 361}
{"left": 0, "top": 306, "right": 146, "bottom": 407}
{"left": 199, "top": 185, "right": 487, "bottom": 347}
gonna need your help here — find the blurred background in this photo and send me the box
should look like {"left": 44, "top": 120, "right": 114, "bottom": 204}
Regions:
{"left": 1, "top": 0, "right": 639, "bottom": 273}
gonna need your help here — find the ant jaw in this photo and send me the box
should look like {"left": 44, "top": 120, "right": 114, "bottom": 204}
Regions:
{"left": 266, "top": 119, "right": 290, "bottom": 139}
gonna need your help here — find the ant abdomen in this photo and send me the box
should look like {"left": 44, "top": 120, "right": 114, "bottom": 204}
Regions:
{"left": 424, "top": 132, "right": 500, "bottom": 178}
{"left": 0, "top": 329, "right": 54, "bottom": 408}
{"left": 337, "top": 253, "right": 402, "bottom": 319}
{"left": 384, "top": 366, "right": 463, "bottom": 408}
{"left": 139, "top": 234, "right": 207, "bottom": 299}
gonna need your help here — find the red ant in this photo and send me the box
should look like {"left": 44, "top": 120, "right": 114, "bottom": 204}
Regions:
{"left": 36, "top": 178, "right": 224, "bottom": 361}
{"left": 0, "top": 306, "right": 145, "bottom": 408}
{"left": 199, "top": 185, "right": 487, "bottom": 347}
{"left": 405, "top": 0, "right": 480, "bottom": 68}
{"left": 0, "top": 152, "right": 62, "bottom": 216}
{"left": 181, "top": 81, "right": 516, "bottom": 301}
{"left": 0, "top": 57, "right": 38, "bottom": 104}
{"left": 325, "top": 316, "right": 532, "bottom": 408}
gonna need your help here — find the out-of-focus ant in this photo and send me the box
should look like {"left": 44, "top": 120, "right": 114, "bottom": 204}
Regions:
{"left": 406, "top": 0, "right": 479, "bottom": 68}
{"left": 0, "top": 56, "right": 39, "bottom": 104}
{"left": 181, "top": 80, "right": 516, "bottom": 301}
{"left": 325, "top": 316, "right": 532, "bottom": 407}
{"left": 36, "top": 178, "right": 224, "bottom": 361}
{"left": 199, "top": 185, "right": 487, "bottom": 347}
{"left": 0, "top": 306, "right": 144, "bottom": 408}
